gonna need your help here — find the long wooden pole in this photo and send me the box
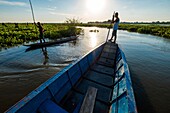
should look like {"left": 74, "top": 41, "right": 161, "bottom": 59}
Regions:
{"left": 29, "top": 0, "right": 36, "bottom": 23}
{"left": 106, "top": 12, "right": 115, "bottom": 42}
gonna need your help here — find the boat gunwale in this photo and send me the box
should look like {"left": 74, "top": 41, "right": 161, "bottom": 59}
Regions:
{"left": 116, "top": 47, "right": 138, "bottom": 113}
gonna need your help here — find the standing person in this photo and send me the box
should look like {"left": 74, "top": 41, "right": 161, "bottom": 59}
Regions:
{"left": 109, "top": 12, "right": 120, "bottom": 43}
{"left": 35, "top": 22, "right": 45, "bottom": 43}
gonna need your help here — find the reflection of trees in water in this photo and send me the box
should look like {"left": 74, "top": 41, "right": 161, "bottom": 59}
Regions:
{"left": 41, "top": 47, "right": 49, "bottom": 65}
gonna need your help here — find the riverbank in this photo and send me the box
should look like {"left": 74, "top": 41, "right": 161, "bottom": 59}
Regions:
{"left": 77, "top": 23, "right": 170, "bottom": 39}
{"left": 0, "top": 23, "right": 82, "bottom": 49}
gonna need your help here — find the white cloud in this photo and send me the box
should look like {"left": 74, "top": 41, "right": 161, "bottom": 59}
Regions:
{"left": 47, "top": 8, "right": 55, "bottom": 11}
{"left": 49, "top": 11, "right": 74, "bottom": 16}
{"left": 47, "top": 7, "right": 57, "bottom": 11}
{"left": 0, "top": 0, "right": 26, "bottom": 6}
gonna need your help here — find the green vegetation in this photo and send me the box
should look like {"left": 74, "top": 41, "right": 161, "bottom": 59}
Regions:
{"left": 0, "top": 23, "right": 82, "bottom": 49}
{"left": 118, "top": 24, "right": 170, "bottom": 38}
{"left": 43, "top": 24, "right": 82, "bottom": 39}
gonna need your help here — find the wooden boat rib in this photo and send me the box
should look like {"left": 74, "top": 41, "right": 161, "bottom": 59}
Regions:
{"left": 6, "top": 41, "right": 137, "bottom": 113}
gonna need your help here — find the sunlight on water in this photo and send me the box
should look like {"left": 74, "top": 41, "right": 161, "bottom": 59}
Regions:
{"left": 89, "top": 32, "right": 97, "bottom": 47}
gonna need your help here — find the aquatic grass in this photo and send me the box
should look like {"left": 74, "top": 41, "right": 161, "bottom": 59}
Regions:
{"left": 118, "top": 24, "right": 170, "bottom": 38}
{"left": 0, "top": 23, "right": 82, "bottom": 49}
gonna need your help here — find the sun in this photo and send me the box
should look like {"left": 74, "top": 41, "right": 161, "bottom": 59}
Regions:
{"left": 86, "top": 0, "right": 105, "bottom": 14}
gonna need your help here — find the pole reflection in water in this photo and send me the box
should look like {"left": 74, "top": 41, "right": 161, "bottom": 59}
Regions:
{"left": 41, "top": 47, "right": 49, "bottom": 65}
{"left": 89, "top": 32, "right": 97, "bottom": 47}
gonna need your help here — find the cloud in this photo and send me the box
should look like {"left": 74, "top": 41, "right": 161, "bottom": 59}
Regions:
{"left": 47, "top": 8, "right": 55, "bottom": 11}
{"left": 49, "top": 11, "right": 74, "bottom": 16}
{"left": 47, "top": 7, "right": 57, "bottom": 11}
{"left": 0, "top": 0, "right": 26, "bottom": 6}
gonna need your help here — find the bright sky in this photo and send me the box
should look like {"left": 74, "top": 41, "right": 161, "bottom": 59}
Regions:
{"left": 0, "top": 0, "right": 170, "bottom": 23}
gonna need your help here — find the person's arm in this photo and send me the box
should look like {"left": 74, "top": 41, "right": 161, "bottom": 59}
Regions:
{"left": 112, "top": 18, "right": 119, "bottom": 23}
{"left": 42, "top": 27, "right": 45, "bottom": 32}
{"left": 111, "top": 15, "right": 114, "bottom": 23}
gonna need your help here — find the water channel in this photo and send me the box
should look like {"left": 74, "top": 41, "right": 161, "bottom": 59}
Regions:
{"left": 0, "top": 27, "right": 170, "bottom": 113}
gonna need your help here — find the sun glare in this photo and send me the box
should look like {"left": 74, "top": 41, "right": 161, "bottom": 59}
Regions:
{"left": 86, "top": 0, "right": 105, "bottom": 14}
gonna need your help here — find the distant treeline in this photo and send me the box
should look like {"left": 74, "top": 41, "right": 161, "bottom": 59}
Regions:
{"left": 88, "top": 20, "right": 170, "bottom": 25}
{"left": 121, "top": 21, "right": 170, "bottom": 24}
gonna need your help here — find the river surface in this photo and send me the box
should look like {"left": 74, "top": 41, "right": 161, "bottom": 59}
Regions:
{"left": 0, "top": 27, "right": 170, "bottom": 113}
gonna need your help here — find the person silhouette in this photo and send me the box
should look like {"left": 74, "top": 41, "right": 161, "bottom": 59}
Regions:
{"left": 35, "top": 22, "right": 45, "bottom": 43}
{"left": 109, "top": 12, "right": 120, "bottom": 43}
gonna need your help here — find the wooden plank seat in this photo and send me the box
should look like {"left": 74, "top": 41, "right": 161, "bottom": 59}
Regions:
{"left": 79, "top": 86, "right": 98, "bottom": 113}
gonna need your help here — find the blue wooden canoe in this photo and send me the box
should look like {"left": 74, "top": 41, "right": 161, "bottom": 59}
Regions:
{"left": 6, "top": 41, "right": 137, "bottom": 113}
